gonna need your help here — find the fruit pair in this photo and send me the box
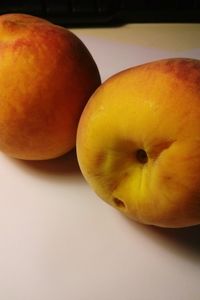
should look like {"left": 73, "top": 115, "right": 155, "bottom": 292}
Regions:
{"left": 1, "top": 14, "right": 200, "bottom": 228}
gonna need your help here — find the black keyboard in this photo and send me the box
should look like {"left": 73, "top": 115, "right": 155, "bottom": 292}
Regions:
{"left": 0, "top": 0, "right": 200, "bottom": 27}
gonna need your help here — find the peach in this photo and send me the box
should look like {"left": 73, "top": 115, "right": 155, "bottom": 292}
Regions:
{"left": 0, "top": 13, "right": 100, "bottom": 160}
{"left": 77, "top": 58, "right": 200, "bottom": 228}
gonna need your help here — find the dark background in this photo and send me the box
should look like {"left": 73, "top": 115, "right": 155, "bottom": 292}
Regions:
{"left": 0, "top": 0, "right": 200, "bottom": 27}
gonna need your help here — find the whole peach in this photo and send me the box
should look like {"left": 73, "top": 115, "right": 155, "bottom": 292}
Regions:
{"left": 77, "top": 58, "right": 200, "bottom": 228}
{"left": 0, "top": 13, "right": 100, "bottom": 160}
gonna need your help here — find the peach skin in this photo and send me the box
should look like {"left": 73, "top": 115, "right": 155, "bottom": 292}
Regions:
{"left": 0, "top": 13, "right": 101, "bottom": 160}
{"left": 77, "top": 58, "right": 200, "bottom": 228}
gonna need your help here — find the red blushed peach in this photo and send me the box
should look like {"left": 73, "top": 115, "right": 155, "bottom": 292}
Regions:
{"left": 77, "top": 58, "right": 200, "bottom": 228}
{"left": 0, "top": 13, "right": 101, "bottom": 160}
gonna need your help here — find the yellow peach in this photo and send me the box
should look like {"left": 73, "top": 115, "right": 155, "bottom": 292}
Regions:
{"left": 77, "top": 58, "right": 200, "bottom": 228}
{"left": 0, "top": 13, "right": 100, "bottom": 160}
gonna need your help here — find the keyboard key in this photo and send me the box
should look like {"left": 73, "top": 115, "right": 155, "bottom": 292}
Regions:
{"left": 71, "top": 0, "right": 97, "bottom": 14}
{"left": 46, "top": 0, "right": 70, "bottom": 16}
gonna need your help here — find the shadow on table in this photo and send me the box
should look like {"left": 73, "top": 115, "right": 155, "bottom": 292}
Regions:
{"left": 124, "top": 215, "right": 200, "bottom": 263}
{"left": 10, "top": 149, "right": 81, "bottom": 178}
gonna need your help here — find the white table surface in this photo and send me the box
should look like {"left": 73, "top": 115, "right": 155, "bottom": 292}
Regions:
{"left": 0, "top": 23, "right": 200, "bottom": 300}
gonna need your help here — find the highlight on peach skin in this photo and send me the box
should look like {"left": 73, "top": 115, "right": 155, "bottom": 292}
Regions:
{"left": 77, "top": 58, "right": 200, "bottom": 228}
{"left": 0, "top": 13, "right": 101, "bottom": 160}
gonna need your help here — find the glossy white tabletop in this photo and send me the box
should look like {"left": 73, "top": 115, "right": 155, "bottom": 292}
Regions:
{"left": 0, "top": 23, "right": 200, "bottom": 300}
